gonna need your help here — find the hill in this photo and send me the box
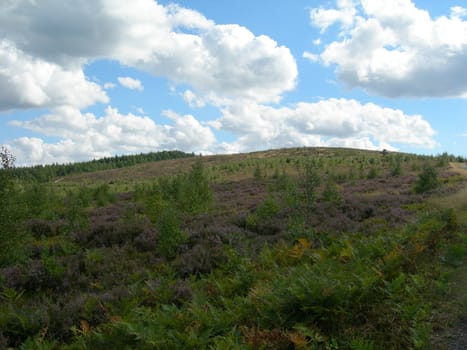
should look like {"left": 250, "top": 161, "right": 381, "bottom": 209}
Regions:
{"left": 0, "top": 147, "right": 466, "bottom": 349}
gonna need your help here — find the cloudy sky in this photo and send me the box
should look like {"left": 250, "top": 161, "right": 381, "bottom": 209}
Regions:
{"left": 0, "top": 0, "right": 466, "bottom": 166}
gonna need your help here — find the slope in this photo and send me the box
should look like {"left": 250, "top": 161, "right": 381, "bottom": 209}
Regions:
{"left": 0, "top": 147, "right": 466, "bottom": 349}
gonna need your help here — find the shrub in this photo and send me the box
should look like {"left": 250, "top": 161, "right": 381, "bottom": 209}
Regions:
{"left": 157, "top": 208, "right": 187, "bottom": 259}
{"left": 174, "top": 240, "right": 227, "bottom": 277}
{"left": 93, "top": 183, "right": 115, "bottom": 207}
{"left": 414, "top": 165, "right": 439, "bottom": 193}
{"left": 367, "top": 167, "right": 378, "bottom": 179}
{"left": 300, "top": 162, "right": 321, "bottom": 211}
{"left": 322, "top": 181, "right": 342, "bottom": 204}
{"left": 253, "top": 163, "right": 263, "bottom": 180}
{"left": 183, "top": 161, "right": 213, "bottom": 214}
{"left": 27, "top": 219, "right": 56, "bottom": 238}
{"left": 256, "top": 196, "right": 281, "bottom": 219}
{"left": 391, "top": 157, "right": 403, "bottom": 176}
{"left": 0, "top": 172, "right": 29, "bottom": 266}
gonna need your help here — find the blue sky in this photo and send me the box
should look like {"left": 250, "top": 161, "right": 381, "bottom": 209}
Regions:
{"left": 0, "top": 0, "right": 466, "bottom": 165}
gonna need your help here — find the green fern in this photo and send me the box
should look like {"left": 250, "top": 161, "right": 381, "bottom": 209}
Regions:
{"left": 350, "top": 338, "right": 375, "bottom": 350}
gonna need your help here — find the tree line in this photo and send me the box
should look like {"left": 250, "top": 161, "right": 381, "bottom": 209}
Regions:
{"left": 0, "top": 150, "right": 195, "bottom": 182}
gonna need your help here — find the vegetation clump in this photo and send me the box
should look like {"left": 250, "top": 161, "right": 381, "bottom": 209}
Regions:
{"left": 415, "top": 165, "right": 439, "bottom": 193}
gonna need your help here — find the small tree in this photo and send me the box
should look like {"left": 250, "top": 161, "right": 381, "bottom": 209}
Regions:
{"left": 0, "top": 148, "right": 26, "bottom": 265}
{"left": 157, "top": 207, "right": 187, "bottom": 259}
{"left": 302, "top": 162, "right": 321, "bottom": 208}
{"left": 414, "top": 165, "right": 439, "bottom": 193}
{"left": 182, "top": 161, "right": 212, "bottom": 214}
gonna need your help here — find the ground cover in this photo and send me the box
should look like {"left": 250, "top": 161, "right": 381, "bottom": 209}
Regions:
{"left": 0, "top": 148, "right": 466, "bottom": 349}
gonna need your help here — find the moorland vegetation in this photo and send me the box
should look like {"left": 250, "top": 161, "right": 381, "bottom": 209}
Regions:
{"left": 0, "top": 147, "right": 466, "bottom": 349}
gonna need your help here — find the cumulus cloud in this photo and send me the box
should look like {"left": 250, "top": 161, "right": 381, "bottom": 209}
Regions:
{"left": 211, "top": 98, "right": 437, "bottom": 153}
{"left": 182, "top": 90, "right": 206, "bottom": 108}
{"left": 8, "top": 97, "right": 437, "bottom": 165}
{"left": 451, "top": 6, "right": 467, "bottom": 19}
{"left": 0, "top": 0, "right": 441, "bottom": 165}
{"left": 309, "top": 0, "right": 467, "bottom": 98}
{"left": 118, "top": 76, "right": 144, "bottom": 91}
{"left": 0, "top": 40, "right": 108, "bottom": 111}
{"left": 10, "top": 106, "right": 216, "bottom": 165}
{"left": 0, "top": 0, "right": 297, "bottom": 106}
{"left": 310, "top": 0, "right": 357, "bottom": 32}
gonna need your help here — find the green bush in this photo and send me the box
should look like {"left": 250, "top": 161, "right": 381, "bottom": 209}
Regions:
{"left": 414, "top": 165, "right": 439, "bottom": 193}
{"left": 0, "top": 172, "right": 29, "bottom": 266}
{"left": 93, "top": 183, "right": 115, "bottom": 207}
{"left": 301, "top": 163, "right": 321, "bottom": 207}
{"left": 322, "top": 181, "right": 342, "bottom": 204}
{"left": 390, "top": 156, "right": 403, "bottom": 176}
{"left": 157, "top": 208, "right": 187, "bottom": 259}
{"left": 367, "top": 167, "right": 378, "bottom": 179}
{"left": 156, "top": 161, "right": 212, "bottom": 214}
{"left": 183, "top": 161, "right": 213, "bottom": 214}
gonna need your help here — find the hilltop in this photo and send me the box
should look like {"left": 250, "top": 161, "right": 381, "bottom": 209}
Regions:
{"left": 0, "top": 147, "right": 466, "bottom": 349}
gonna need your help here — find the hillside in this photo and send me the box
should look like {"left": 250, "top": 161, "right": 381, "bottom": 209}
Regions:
{"left": 0, "top": 147, "right": 466, "bottom": 349}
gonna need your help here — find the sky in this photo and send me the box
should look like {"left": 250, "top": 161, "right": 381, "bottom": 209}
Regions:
{"left": 0, "top": 0, "right": 466, "bottom": 166}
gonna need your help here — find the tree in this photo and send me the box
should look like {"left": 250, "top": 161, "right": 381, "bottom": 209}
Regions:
{"left": 0, "top": 148, "right": 25, "bottom": 266}
{"left": 414, "top": 165, "right": 439, "bottom": 193}
{"left": 302, "top": 162, "right": 321, "bottom": 207}
{"left": 0, "top": 146, "right": 16, "bottom": 169}
{"left": 0, "top": 146, "right": 15, "bottom": 199}
{"left": 182, "top": 161, "right": 213, "bottom": 214}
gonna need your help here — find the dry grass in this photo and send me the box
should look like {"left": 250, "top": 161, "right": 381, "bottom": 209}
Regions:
{"left": 431, "top": 163, "right": 467, "bottom": 225}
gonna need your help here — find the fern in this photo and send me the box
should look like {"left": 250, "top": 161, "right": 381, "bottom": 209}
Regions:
{"left": 350, "top": 338, "right": 375, "bottom": 350}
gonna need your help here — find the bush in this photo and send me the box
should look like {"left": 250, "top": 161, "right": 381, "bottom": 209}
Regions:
{"left": 155, "top": 161, "right": 213, "bottom": 215}
{"left": 322, "top": 181, "right": 342, "bottom": 204}
{"left": 414, "top": 165, "right": 438, "bottom": 193}
{"left": 27, "top": 219, "right": 56, "bottom": 238}
{"left": 157, "top": 208, "right": 187, "bottom": 259}
{"left": 0, "top": 172, "right": 29, "bottom": 266}
{"left": 93, "top": 183, "right": 115, "bottom": 207}
{"left": 367, "top": 167, "right": 378, "bottom": 179}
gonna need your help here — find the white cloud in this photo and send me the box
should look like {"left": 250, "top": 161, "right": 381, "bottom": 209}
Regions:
{"left": 0, "top": 40, "right": 108, "bottom": 111}
{"left": 211, "top": 98, "right": 437, "bottom": 153}
{"left": 310, "top": 0, "right": 467, "bottom": 98}
{"left": 0, "top": 0, "right": 442, "bottom": 165}
{"left": 118, "top": 76, "right": 144, "bottom": 91}
{"left": 310, "top": 0, "right": 357, "bottom": 33}
{"left": 182, "top": 90, "right": 206, "bottom": 108}
{"left": 10, "top": 106, "right": 216, "bottom": 165}
{"left": 104, "top": 82, "right": 116, "bottom": 89}
{"left": 163, "top": 110, "right": 216, "bottom": 151}
{"left": 0, "top": 0, "right": 297, "bottom": 164}
{"left": 8, "top": 97, "right": 437, "bottom": 165}
{"left": 303, "top": 51, "right": 319, "bottom": 62}
{"left": 451, "top": 6, "right": 467, "bottom": 19}
{"left": 0, "top": 0, "right": 297, "bottom": 107}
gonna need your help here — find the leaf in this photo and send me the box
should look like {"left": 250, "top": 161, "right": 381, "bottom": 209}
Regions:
{"left": 289, "top": 331, "right": 309, "bottom": 348}
{"left": 289, "top": 238, "right": 311, "bottom": 259}
{"left": 339, "top": 243, "right": 354, "bottom": 263}
{"left": 80, "top": 320, "right": 90, "bottom": 334}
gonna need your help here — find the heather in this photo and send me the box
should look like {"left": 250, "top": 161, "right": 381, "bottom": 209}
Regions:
{"left": 0, "top": 148, "right": 466, "bottom": 349}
